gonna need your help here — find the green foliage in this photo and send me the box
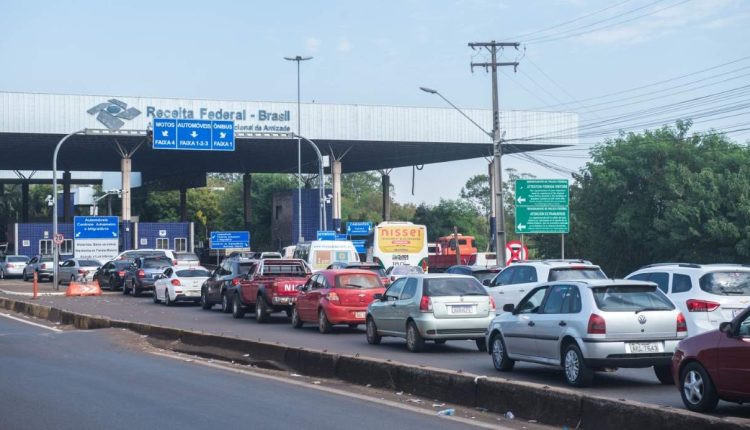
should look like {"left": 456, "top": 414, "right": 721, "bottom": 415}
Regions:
{"left": 570, "top": 121, "right": 750, "bottom": 276}
{"left": 413, "top": 198, "right": 489, "bottom": 251}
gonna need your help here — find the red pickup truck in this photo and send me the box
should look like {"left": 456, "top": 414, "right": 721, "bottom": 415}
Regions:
{"left": 232, "top": 259, "right": 311, "bottom": 323}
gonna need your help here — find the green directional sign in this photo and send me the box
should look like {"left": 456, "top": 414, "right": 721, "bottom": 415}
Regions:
{"left": 515, "top": 179, "right": 569, "bottom": 234}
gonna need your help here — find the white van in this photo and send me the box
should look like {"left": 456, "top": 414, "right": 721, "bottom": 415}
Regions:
{"left": 282, "top": 245, "right": 296, "bottom": 258}
{"left": 293, "top": 241, "right": 360, "bottom": 271}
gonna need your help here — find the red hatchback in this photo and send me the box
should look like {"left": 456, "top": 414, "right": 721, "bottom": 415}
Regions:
{"left": 291, "top": 269, "right": 385, "bottom": 333}
{"left": 672, "top": 306, "right": 750, "bottom": 412}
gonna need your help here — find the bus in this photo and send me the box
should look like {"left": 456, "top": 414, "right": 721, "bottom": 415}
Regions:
{"left": 367, "top": 221, "right": 428, "bottom": 271}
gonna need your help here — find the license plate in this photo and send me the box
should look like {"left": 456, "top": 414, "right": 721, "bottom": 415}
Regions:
{"left": 186, "top": 291, "right": 199, "bottom": 296}
{"left": 628, "top": 342, "right": 660, "bottom": 353}
{"left": 450, "top": 305, "right": 474, "bottom": 314}
{"left": 355, "top": 311, "right": 366, "bottom": 319}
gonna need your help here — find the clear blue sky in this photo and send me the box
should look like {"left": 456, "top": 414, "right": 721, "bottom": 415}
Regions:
{"left": 2, "top": 0, "right": 748, "bottom": 204}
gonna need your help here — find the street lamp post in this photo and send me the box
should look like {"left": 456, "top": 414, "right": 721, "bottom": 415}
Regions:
{"left": 284, "top": 55, "right": 313, "bottom": 243}
{"left": 419, "top": 87, "right": 506, "bottom": 264}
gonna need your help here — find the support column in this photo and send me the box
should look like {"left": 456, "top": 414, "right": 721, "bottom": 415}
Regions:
{"left": 243, "top": 173, "right": 252, "bottom": 232}
{"left": 332, "top": 160, "right": 342, "bottom": 232}
{"left": 488, "top": 161, "right": 497, "bottom": 252}
{"left": 121, "top": 158, "right": 132, "bottom": 251}
{"left": 62, "top": 171, "right": 72, "bottom": 223}
{"left": 179, "top": 184, "right": 188, "bottom": 222}
{"left": 21, "top": 182, "right": 29, "bottom": 223}
{"left": 381, "top": 173, "right": 391, "bottom": 222}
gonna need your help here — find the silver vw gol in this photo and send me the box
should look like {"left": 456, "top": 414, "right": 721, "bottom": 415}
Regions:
{"left": 485, "top": 279, "right": 687, "bottom": 387}
{"left": 366, "top": 274, "right": 496, "bottom": 352}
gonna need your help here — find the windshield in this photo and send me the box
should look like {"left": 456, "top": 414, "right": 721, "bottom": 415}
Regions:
{"left": 8, "top": 256, "right": 28, "bottom": 262}
{"left": 393, "top": 265, "right": 424, "bottom": 275}
{"left": 79, "top": 260, "right": 100, "bottom": 267}
{"left": 549, "top": 268, "right": 607, "bottom": 281}
{"left": 592, "top": 285, "right": 674, "bottom": 312}
{"left": 176, "top": 269, "right": 211, "bottom": 277}
{"left": 699, "top": 271, "right": 750, "bottom": 296}
{"left": 336, "top": 273, "right": 382, "bottom": 289}
{"left": 424, "top": 278, "right": 487, "bottom": 297}
{"left": 176, "top": 253, "right": 199, "bottom": 260}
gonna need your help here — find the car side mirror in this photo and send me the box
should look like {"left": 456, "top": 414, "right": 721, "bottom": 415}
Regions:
{"left": 482, "top": 279, "right": 491, "bottom": 286}
{"left": 373, "top": 293, "right": 383, "bottom": 301}
{"left": 502, "top": 303, "right": 515, "bottom": 313}
{"left": 720, "top": 321, "right": 734, "bottom": 336}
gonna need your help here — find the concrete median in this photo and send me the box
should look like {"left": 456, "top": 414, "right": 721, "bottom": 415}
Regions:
{"left": 1, "top": 296, "right": 747, "bottom": 430}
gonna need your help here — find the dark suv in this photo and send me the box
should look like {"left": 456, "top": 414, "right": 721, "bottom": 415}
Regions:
{"left": 201, "top": 257, "right": 257, "bottom": 312}
{"left": 123, "top": 256, "right": 173, "bottom": 296}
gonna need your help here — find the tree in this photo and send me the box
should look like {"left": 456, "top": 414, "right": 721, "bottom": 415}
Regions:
{"left": 570, "top": 121, "right": 750, "bottom": 276}
{"left": 412, "top": 199, "right": 489, "bottom": 250}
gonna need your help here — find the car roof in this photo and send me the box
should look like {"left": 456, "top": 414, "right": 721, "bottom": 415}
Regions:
{"left": 552, "top": 279, "right": 656, "bottom": 289}
{"left": 510, "top": 259, "right": 597, "bottom": 267}
{"left": 635, "top": 263, "right": 750, "bottom": 272}
{"left": 172, "top": 265, "right": 209, "bottom": 271}
{"left": 399, "top": 274, "right": 477, "bottom": 280}
{"left": 319, "top": 269, "right": 381, "bottom": 276}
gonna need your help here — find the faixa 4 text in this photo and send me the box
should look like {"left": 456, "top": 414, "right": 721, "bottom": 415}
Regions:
{"left": 146, "top": 107, "right": 290, "bottom": 122}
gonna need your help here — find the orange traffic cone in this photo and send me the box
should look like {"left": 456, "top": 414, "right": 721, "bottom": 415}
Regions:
{"left": 65, "top": 279, "right": 102, "bottom": 297}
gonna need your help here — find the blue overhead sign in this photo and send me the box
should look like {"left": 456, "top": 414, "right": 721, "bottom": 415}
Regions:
{"left": 335, "top": 234, "right": 348, "bottom": 241}
{"left": 352, "top": 240, "right": 367, "bottom": 254}
{"left": 153, "top": 118, "right": 235, "bottom": 151}
{"left": 316, "top": 231, "right": 336, "bottom": 241}
{"left": 74, "top": 216, "right": 119, "bottom": 239}
{"left": 210, "top": 231, "right": 250, "bottom": 249}
{"left": 347, "top": 222, "right": 372, "bottom": 236}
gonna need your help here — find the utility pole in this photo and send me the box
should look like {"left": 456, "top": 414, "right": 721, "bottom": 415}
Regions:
{"left": 469, "top": 40, "right": 519, "bottom": 267}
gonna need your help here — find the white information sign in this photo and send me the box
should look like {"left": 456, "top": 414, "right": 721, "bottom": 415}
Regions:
{"left": 74, "top": 239, "right": 119, "bottom": 263}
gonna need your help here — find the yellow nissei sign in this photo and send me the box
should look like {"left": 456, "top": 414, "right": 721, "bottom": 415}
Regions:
{"left": 377, "top": 226, "right": 426, "bottom": 254}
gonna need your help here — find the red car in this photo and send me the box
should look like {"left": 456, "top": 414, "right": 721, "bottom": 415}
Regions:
{"left": 672, "top": 306, "right": 750, "bottom": 412}
{"left": 291, "top": 269, "right": 385, "bottom": 333}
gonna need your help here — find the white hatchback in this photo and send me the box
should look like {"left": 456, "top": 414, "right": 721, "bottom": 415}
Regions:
{"left": 626, "top": 263, "right": 750, "bottom": 335}
{"left": 153, "top": 265, "right": 212, "bottom": 306}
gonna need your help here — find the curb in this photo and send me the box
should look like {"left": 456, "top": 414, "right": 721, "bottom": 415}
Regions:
{"left": 1, "top": 296, "right": 748, "bottom": 429}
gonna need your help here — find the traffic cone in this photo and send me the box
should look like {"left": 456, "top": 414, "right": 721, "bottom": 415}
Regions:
{"left": 65, "top": 279, "right": 102, "bottom": 297}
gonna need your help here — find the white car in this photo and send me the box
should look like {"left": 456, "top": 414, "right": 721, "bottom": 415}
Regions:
{"left": 486, "top": 260, "right": 607, "bottom": 309}
{"left": 152, "top": 265, "right": 212, "bottom": 306}
{"left": 626, "top": 263, "right": 750, "bottom": 335}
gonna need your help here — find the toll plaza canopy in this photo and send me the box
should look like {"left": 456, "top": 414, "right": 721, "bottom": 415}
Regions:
{"left": 0, "top": 91, "right": 578, "bottom": 186}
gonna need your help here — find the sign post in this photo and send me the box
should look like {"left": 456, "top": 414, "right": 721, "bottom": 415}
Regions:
{"left": 514, "top": 179, "right": 569, "bottom": 258}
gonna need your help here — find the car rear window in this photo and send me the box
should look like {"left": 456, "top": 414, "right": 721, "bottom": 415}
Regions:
{"left": 359, "top": 266, "right": 386, "bottom": 277}
{"left": 79, "top": 260, "right": 100, "bottom": 266}
{"left": 549, "top": 267, "right": 607, "bottom": 281}
{"left": 176, "top": 253, "right": 199, "bottom": 260}
{"left": 336, "top": 273, "right": 382, "bottom": 289}
{"left": 699, "top": 271, "right": 750, "bottom": 296}
{"left": 393, "top": 265, "right": 424, "bottom": 275}
{"left": 424, "top": 278, "right": 488, "bottom": 297}
{"left": 8, "top": 256, "right": 28, "bottom": 262}
{"left": 260, "top": 263, "right": 308, "bottom": 276}
{"left": 143, "top": 258, "right": 171, "bottom": 269}
{"left": 592, "top": 285, "right": 674, "bottom": 312}
{"left": 473, "top": 270, "right": 500, "bottom": 283}
{"left": 176, "top": 269, "right": 211, "bottom": 277}
{"left": 40, "top": 257, "right": 53, "bottom": 262}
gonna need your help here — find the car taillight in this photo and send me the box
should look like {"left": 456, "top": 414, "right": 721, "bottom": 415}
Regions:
{"left": 78, "top": 269, "right": 87, "bottom": 274}
{"left": 137, "top": 269, "right": 145, "bottom": 278}
{"left": 117, "top": 270, "right": 126, "bottom": 277}
{"left": 171, "top": 279, "right": 181, "bottom": 286}
{"left": 231, "top": 277, "right": 240, "bottom": 286}
{"left": 40, "top": 264, "right": 47, "bottom": 269}
{"left": 676, "top": 312, "right": 687, "bottom": 332}
{"left": 489, "top": 296, "right": 496, "bottom": 311}
{"left": 390, "top": 276, "right": 396, "bottom": 282}
{"left": 419, "top": 296, "right": 433, "bottom": 312}
{"left": 686, "top": 299, "right": 720, "bottom": 312}
{"left": 587, "top": 314, "right": 606, "bottom": 334}
{"left": 173, "top": 260, "right": 178, "bottom": 266}
{"left": 326, "top": 292, "right": 340, "bottom": 303}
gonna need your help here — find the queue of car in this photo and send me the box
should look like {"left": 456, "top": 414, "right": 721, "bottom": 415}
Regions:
{"left": 1, "top": 249, "right": 747, "bottom": 413}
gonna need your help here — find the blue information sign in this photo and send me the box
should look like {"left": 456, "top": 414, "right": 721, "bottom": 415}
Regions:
{"left": 347, "top": 222, "right": 372, "bottom": 236}
{"left": 210, "top": 231, "right": 250, "bottom": 249}
{"left": 335, "top": 234, "right": 348, "bottom": 241}
{"left": 153, "top": 118, "right": 235, "bottom": 151}
{"left": 74, "top": 216, "right": 119, "bottom": 239}
{"left": 316, "top": 231, "right": 336, "bottom": 241}
{"left": 351, "top": 240, "right": 367, "bottom": 254}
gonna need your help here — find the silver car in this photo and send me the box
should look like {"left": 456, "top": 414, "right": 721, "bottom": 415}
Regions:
{"left": 485, "top": 279, "right": 687, "bottom": 387}
{"left": 0, "top": 255, "right": 30, "bottom": 279}
{"left": 23, "top": 255, "right": 55, "bottom": 282}
{"left": 58, "top": 258, "right": 101, "bottom": 285}
{"left": 366, "top": 274, "right": 496, "bottom": 352}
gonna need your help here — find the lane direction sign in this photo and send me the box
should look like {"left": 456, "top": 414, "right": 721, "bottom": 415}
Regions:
{"left": 153, "top": 118, "right": 235, "bottom": 151}
{"left": 210, "top": 231, "right": 250, "bottom": 249}
{"left": 74, "top": 216, "right": 119, "bottom": 239}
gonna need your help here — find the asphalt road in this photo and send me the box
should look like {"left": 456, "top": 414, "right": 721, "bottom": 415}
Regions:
{"left": 2, "top": 278, "right": 749, "bottom": 419}
{"left": 0, "top": 314, "right": 501, "bottom": 430}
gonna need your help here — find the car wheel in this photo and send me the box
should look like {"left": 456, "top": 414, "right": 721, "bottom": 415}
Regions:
{"left": 132, "top": 282, "right": 141, "bottom": 297}
{"left": 152, "top": 290, "right": 160, "bottom": 304}
{"left": 406, "top": 321, "right": 425, "bottom": 352}
{"left": 164, "top": 290, "right": 173, "bottom": 306}
{"left": 286, "top": 309, "right": 293, "bottom": 318}
{"left": 680, "top": 362, "right": 719, "bottom": 412}
{"left": 318, "top": 309, "right": 333, "bottom": 334}
{"left": 122, "top": 280, "right": 130, "bottom": 295}
{"left": 490, "top": 333, "right": 515, "bottom": 371}
{"left": 70, "top": 275, "right": 75, "bottom": 285}
{"left": 366, "top": 317, "right": 381, "bottom": 345}
{"left": 563, "top": 343, "right": 594, "bottom": 387}
{"left": 232, "top": 293, "right": 246, "bottom": 319}
{"left": 200, "top": 289, "right": 212, "bottom": 310}
{"left": 109, "top": 276, "right": 117, "bottom": 291}
{"left": 22, "top": 271, "right": 29, "bottom": 282}
{"left": 220, "top": 291, "right": 231, "bottom": 313}
{"left": 0, "top": 269, "right": 4, "bottom": 279}
{"left": 291, "top": 306, "right": 303, "bottom": 328}
{"left": 654, "top": 365, "right": 675, "bottom": 385}
{"left": 255, "top": 295, "right": 270, "bottom": 323}
{"left": 475, "top": 338, "right": 487, "bottom": 352}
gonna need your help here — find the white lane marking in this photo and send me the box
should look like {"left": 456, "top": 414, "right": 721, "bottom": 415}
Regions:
{"left": 0, "top": 289, "right": 65, "bottom": 297}
{"left": 150, "top": 351, "right": 512, "bottom": 430}
{"left": 0, "top": 313, "right": 63, "bottom": 332}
